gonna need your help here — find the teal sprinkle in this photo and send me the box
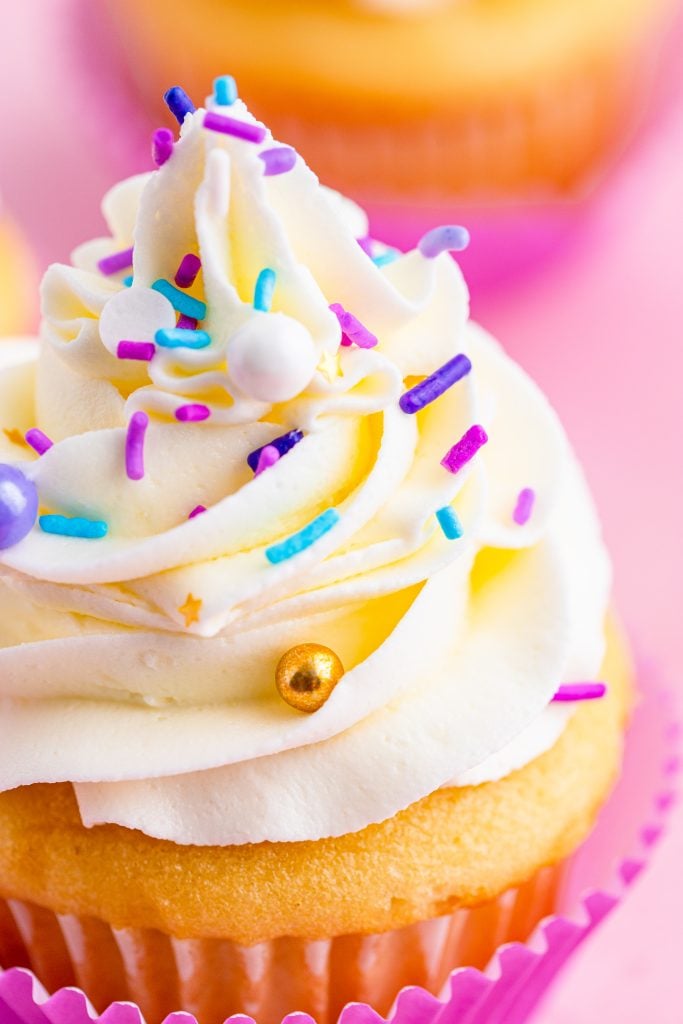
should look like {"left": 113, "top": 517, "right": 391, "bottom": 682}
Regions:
{"left": 253, "top": 268, "right": 276, "bottom": 312}
{"left": 155, "top": 327, "right": 212, "bottom": 350}
{"left": 266, "top": 508, "right": 339, "bottom": 565}
{"left": 39, "top": 515, "right": 108, "bottom": 540}
{"left": 152, "top": 279, "right": 206, "bottom": 320}
{"left": 372, "top": 249, "right": 400, "bottom": 268}
{"left": 436, "top": 506, "right": 463, "bottom": 540}
{"left": 214, "top": 74, "right": 238, "bottom": 106}
{"left": 123, "top": 274, "right": 134, "bottom": 287}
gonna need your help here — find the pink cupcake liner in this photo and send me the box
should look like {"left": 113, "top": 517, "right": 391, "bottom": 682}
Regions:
{"left": 0, "top": 665, "right": 678, "bottom": 1024}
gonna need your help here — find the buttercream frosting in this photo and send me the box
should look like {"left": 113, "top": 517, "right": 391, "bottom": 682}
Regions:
{"left": 0, "top": 94, "right": 610, "bottom": 845}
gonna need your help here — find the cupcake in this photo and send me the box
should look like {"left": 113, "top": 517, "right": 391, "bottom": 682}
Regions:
{"left": 0, "top": 83, "right": 630, "bottom": 1024}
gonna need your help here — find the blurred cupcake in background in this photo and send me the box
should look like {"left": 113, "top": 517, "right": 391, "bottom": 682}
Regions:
{"left": 0, "top": 200, "right": 36, "bottom": 335}
{"left": 104, "top": 0, "right": 679, "bottom": 286}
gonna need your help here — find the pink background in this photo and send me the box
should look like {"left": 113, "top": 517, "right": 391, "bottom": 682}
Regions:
{"left": 1, "top": 2, "right": 682, "bottom": 1019}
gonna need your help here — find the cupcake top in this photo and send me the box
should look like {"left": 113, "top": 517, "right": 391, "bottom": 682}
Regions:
{"left": 0, "top": 82, "right": 610, "bottom": 845}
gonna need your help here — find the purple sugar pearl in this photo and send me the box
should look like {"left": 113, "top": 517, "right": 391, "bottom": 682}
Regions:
{"left": 0, "top": 464, "right": 38, "bottom": 549}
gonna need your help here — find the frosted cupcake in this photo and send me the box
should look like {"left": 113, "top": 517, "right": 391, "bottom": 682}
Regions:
{"left": 0, "top": 82, "right": 630, "bottom": 1024}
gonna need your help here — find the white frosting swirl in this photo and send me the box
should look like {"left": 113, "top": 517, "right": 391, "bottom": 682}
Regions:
{"left": 0, "top": 98, "right": 610, "bottom": 845}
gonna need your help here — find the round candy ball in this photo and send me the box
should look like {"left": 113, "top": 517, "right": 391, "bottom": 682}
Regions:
{"left": 99, "top": 286, "right": 176, "bottom": 357}
{"left": 276, "top": 643, "right": 345, "bottom": 714}
{"left": 0, "top": 464, "right": 39, "bottom": 549}
{"left": 227, "top": 313, "right": 317, "bottom": 404}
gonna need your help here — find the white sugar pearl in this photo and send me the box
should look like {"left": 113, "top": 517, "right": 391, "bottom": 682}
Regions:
{"left": 227, "top": 313, "right": 317, "bottom": 403}
{"left": 99, "top": 286, "right": 176, "bottom": 356}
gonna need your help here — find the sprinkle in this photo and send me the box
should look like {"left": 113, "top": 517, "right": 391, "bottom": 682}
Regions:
{"left": 373, "top": 250, "right": 401, "bottom": 267}
{"left": 265, "top": 508, "right": 339, "bottom": 565}
{"left": 436, "top": 506, "right": 463, "bottom": 540}
{"left": 97, "top": 247, "right": 133, "bottom": 276}
{"left": 259, "top": 146, "right": 297, "bottom": 176}
{"left": 3, "top": 428, "right": 27, "bottom": 448}
{"left": 164, "top": 86, "right": 195, "bottom": 124}
{"left": 357, "top": 236, "right": 374, "bottom": 257}
{"left": 117, "top": 340, "right": 155, "bottom": 362}
{"left": 152, "top": 128, "right": 174, "bottom": 167}
{"left": 125, "top": 411, "right": 149, "bottom": 481}
{"left": 400, "top": 354, "right": 472, "bottom": 415}
{"left": 175, "top": 404, "right": 211, "bottom": 422}
{"left": 25, "top": 429, "right": 53, "bottom": 456}
{"left": 418, "top": 225, "right": 470, "bottom": 258}
{"left": 152, "top": 279, "right": 206, "bottom": 320}
{"left": 176, "top": 314, "right": 198, "bottom": 330}
{"left": 123, "top": 275, "right": 133, "bottom": 288}
{"left": 214, "top": 74, "right": 238, "bottom": 106}
{"left": 247, "top": 429, "right": 303, "bottom": 471}
{"left": 203, "top": 111, "right": 266, "bottom": 144}
{"left": 39, "top": 515, "right": 108, "bottom": 539}
{"left": 255, "top": 445, "right": 280, "bottom": 476}
{"left": 189, "top": 504, "right": 206, "bottom": 519}
{"left": 441, "top": 425, "right": 488, "bottom": 475}
{"left": 552, "top": 683, "right": 607, "bottom": 703}
{"left": 155, "top": 327, "right": 211, "bottom": 350}
{"left": 513, "top": 487, "right": 536, "bottom": 526}
{"left": 175, "top": 254, "right": 201, "bottom": 289}
{"left": 254, "top": 268, "right": 276, "bottom": 312}
{"left": 179, "top": 592, "right": 202, "bottom": 627}
{"left": 329, "top": 303, "right": 378, "bottom": 349}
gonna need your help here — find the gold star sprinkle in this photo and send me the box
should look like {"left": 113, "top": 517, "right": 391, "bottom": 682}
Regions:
{"left": 318, "top": 351, "right": 341, "bottom": 384}
{"left": 3, "top": 428, "right": 27, "bottom": 448}
{"left": 179, "top": 593, "right": 202, "bottom": 628}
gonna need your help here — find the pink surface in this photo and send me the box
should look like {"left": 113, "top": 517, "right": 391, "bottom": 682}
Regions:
{"left": 1, "top": 1, "right": 683, "bottom": 1019}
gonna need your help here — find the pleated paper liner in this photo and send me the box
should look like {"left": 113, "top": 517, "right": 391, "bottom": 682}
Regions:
{"left": 0, "top": 670, "right": 678, "bottom": 1024}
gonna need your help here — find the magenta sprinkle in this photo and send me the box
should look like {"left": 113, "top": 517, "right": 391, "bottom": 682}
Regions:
{"left": 441, "top": 424, "right": 488, "bottom": 475}
{"left": 513, "top": 487, "right": 536, "bottom": 526}
{"left": 329, "top": 303, "right": 378, "bottom": 349}
{"left": 176, "top": 314, "right": 198, "bottom": 330}
{"left": 25, "top": 428, "right": 53, "bottom": 456}
{"left": 175, "top": 253, "right": 201, "bottom": 289}
{"left": 125, "top": 412, "right": 149, "bottom": 481}
{"left": 97, "top": 247, "right": 134, "bottom": 276}
{"left": 259, "top": 146, "right": 297, "bottom": 176}
{"left": 175, "top": 404, "right": 211, "bottom": 422}
{"left": 203, "top": 111, "right": 266, "bottom": 144}
{"left": 357, "top": 236, "right": 374, "bottom": 257}
{"left": 552, "top": 682, "right": 607, "bottom": 703}
{"left": 189, "top": 504, "right": 207, "bottom": 519}
{"left": 255, "top": 445, "right": 280, "bottom": 476}
{"left": 117, "top": 340, "right": 155, "bottom": 362}
{"left": 152, "top": 128, "right": 174, "bottom": 167}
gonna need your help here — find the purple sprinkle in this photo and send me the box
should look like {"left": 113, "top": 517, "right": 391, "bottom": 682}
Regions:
{"left": 247, "top": 429, "right": 303, "bottom": 472}
{"left": 329, "top": 303, "right": 378, "bottom": 349}
{"left": 189, "top": 504, "right": 206, "bottom": 519}
{"left": 552, "top": 682, "right": 607, "bottom": 703}
{"left": 126, "top": 412, "right": 149, "bottom": 481}
{"left": 259, "top": 146, "right": 297, "bottom": 176}
{"left": 418, "top": 225, "right": 470, "bottom": 259}
{"left": 97, "top": 247, "right": 134, "bottom": 276}
{"left": 25, "top": 428, "right": 53, "bottom": 456}
{"left": 175, "top": 254, "right": 201, "bottom": 289}
{"left": 164, "top": 86, "right": 195, "bottom": 125}
{"left": 117, "top": 340, "right": 155, "bottom": 362}
{"left": 357, "top": 236, "right": 374, "bottom": 257}
{"left": 441, "top": 424, "right": 488, "bottom": 475}
{"left": 152, "top": 128, "right": 174, "bottom": 167}
{"left": 175, "top": 404, "right": 211, "bottom": 422}
{"left": 203, "top": 111, "right": 266, "bottom": 144}
{"left": 399, "top": 354, "right": 472, "bottom": 415}
{"left": 513, "top": 487, "right": 536, "bottom": 526}
{"left": 176, "top": 314, "right": 198, "bottom": 330}
{"left": 255, "top": 445, "right": 280, "bottom": 476}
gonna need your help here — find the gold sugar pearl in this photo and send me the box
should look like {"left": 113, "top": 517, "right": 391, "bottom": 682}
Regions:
{"left": 276, "top": 643, "right": 345, "bottom": 713}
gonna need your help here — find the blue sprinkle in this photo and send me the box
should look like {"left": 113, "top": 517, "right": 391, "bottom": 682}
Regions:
{"left": 123, "top": 274, "right": 134, "bottom": 288}
{"left": 155, "top": 327, "right": 211, "bottom": 350}
{"left": 253, "top": 268, "right": 276, "bottom": 312}
{"left": 372, "top": 249, "right": 401, "bottom": 268}
{"left": 436, "top": 506, "right": 463, "bottom": 540}
{"left": 214, "top": 75, "right": 238, "bottom": 106}
{"left": 247, "top": 429, "right": 303, "bottom": 472}
{"left": 151, "top": 279, "right": 207, "bottom": 320}
{"left": 164, "top": 86, "right": 196, "bottom": 125}
{"left": 39, "top": 515, "right": 108, "bottom": 540}
{"left": 266, "top": 508, "right": 339, "bottom": 565}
